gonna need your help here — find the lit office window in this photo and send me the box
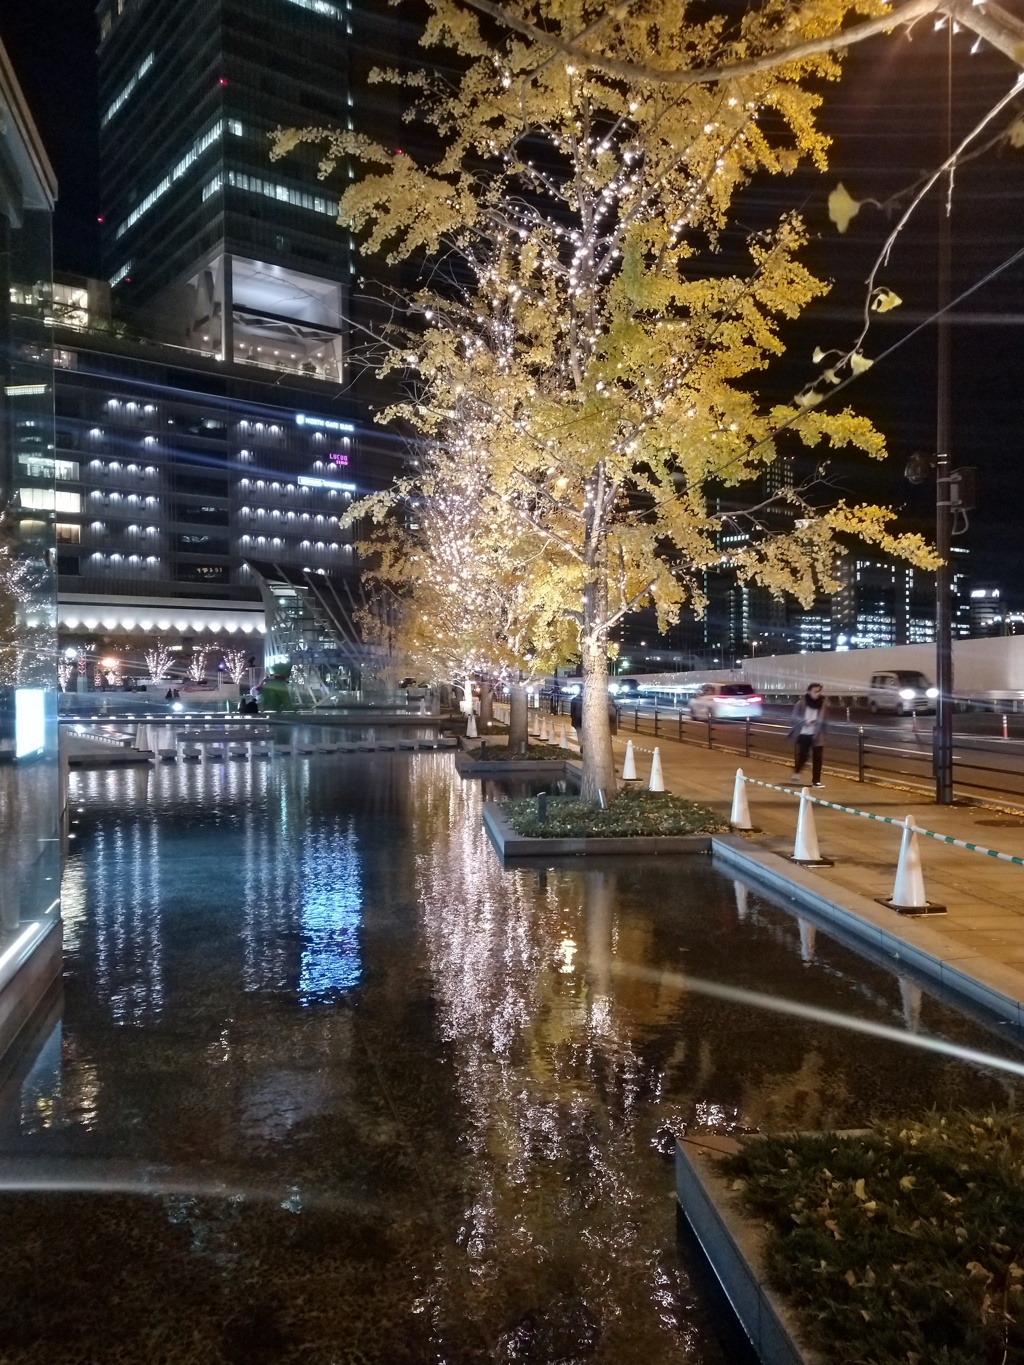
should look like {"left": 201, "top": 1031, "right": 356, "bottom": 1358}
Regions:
{"left": 56, "top": 491, "right": 82, "bottom": 514}
{"left": 116, "top": 122, "right": 225, "bottom": 238}
{"left": 56, "top": 523, "right": 81, "bottom": 544}
{"left": 225, "top": 171, "right": 338, "bottom": 217}
{"left": 101, "top": 52, "right": 154, "bottom": 126}
{"left": 110, "top": 261, "right": 132, "bottom": 287}
{"left": 283, "top": 0, "right": 344, "bottom": 19}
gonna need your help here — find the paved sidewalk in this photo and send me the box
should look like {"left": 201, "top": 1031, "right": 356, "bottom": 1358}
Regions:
{"left": 606, "top": 728, "right": 1024, "bottom": 991}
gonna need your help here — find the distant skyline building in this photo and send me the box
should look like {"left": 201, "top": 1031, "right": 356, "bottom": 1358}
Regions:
{"left": 96, "top": 0, "right": 356, "bottom": 382}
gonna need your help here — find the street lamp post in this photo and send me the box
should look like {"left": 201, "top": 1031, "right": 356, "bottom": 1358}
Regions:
{"left": 934, "top": 450, "right": 954, "bottom": 805}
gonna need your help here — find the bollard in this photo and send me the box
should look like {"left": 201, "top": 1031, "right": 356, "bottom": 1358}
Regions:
{"left": 706, "top": 717, "right": 713, "bottom": 750}
{"left": 634, "top": 707, "right": 639, "bottom": 733}
{"left": 858, "top": 727, "right": 865, "bottom": 782}
{"left": 881, "top": 815, "right": 944, "bottom": 914}
{"left": 539, "top": 715, "right": 549, "bottom": 742}
{"left": 790, "top": 788, "right": 831, "bottom": 865}
{"left": 654, "top": 702, "right": 659, "bottom": 736}
{"left": 622, "top": 740, "right": 638, "bottom": 781}
{"left": 648, "top": 747, "right": 666, "bottom": 792}
{"left": 744, "top": 716, "right": 751, "bottom": 758}
{"left": 678, "top": 712, "right": 683, "bottom": 741}
{"left": 730, "top": 768, "right": 753, "bottom": 830}
{"left": 536, "top": 791, "right": 548, "bottom": 823}
{"left": 1004, "top": 713, "right": 1009, "bottom": 740}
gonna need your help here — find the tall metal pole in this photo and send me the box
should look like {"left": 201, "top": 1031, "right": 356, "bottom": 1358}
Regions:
{"left": 934, "top": 29, "right": 954, "bottom": 805}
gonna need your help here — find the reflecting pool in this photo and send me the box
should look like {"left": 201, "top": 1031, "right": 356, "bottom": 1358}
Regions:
{"left": 0, "top": 753, "right": 1020, "bottom": 1364}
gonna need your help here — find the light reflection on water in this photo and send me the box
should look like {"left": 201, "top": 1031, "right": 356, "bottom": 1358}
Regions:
{"left": 0, "top": 751, "right": 1020, "bottom": 1363}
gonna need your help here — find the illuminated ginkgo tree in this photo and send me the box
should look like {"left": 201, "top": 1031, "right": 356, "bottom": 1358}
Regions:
{"left": 277, "top": 0, "right": 938, "bottom": 802}
{"left": 357, "top": 442, "right": 572, "bottom": 749}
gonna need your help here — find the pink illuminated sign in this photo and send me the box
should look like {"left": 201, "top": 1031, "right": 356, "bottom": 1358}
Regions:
{"left": 328, "top": 452, "right": 349, "bottom": 466}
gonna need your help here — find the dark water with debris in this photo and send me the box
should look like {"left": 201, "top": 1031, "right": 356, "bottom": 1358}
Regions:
{"left": 0, "top": 752, "right": 1018, "bottom": 1364}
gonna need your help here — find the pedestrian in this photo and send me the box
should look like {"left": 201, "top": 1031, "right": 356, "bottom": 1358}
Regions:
{"left": 789, "top": 683, "right": 827, "bottom": 787}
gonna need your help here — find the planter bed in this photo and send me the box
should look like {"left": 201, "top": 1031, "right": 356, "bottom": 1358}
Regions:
{"left": 681, "top": 1115, "right": 1024, "bottom": 1365}
{"left": 483, "top": 790, "right": 722, "bottom": 857}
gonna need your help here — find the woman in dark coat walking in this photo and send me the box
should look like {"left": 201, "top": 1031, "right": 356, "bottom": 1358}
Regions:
{"left": 788, "top": 684, "right": 827, "bottom": 786}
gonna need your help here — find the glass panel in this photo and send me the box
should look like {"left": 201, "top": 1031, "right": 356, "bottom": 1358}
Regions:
{"left": 0, "top": 103, "right": 60, "bottom": 965}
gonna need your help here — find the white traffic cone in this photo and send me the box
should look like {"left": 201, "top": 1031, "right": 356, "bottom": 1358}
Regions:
{"left": 791, "top": 788, "right": 823, "bottom": 862}
{"left": 622, "top": 740, "right": 638, "bottom": 781}
{"left": 648, "top": 747, "right": 665, "bottom": 792}
{"left": 889, "top": 815, "right": 928, "bottom": 911}
{"left": 134, "top": 723, "right": 152, "bottom": 754}
{"left": 466, "top": 712, "right": 478, "bottom": 739}
{"left": 540, "top": 715, "right": 549, "bottom": 742}
{"left": 730, "top": 768, "right": 753, "bottom": 829}
{"left": 558, "top": 721, "right": 569, "bottom": 750}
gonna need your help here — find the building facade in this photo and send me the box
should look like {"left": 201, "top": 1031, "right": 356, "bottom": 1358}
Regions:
{"left": 0, "top": 37, "right": 61, "bottom": 1033}
{"left": 51, "top": 284, "right": 402, "bottom": 686}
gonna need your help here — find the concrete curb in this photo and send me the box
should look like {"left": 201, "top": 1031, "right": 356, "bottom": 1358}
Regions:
{"left": 712, "top": 834, "right": 1024, "bottom": 1038}
{"left": 455, "top": 753, "right": 578, "bottom": 778}
{"left": 483, "top": 802, "right": 713, "bottom": 857}
{"left": 675, "top": 1134, "right": 823, "bottom": 1365}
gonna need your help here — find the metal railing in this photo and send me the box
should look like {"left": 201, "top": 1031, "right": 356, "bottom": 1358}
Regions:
{"left": 609, "top": 705, "right": 1024, "bottom": 802}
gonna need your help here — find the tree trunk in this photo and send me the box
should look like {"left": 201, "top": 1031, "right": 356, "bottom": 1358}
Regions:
{"left": 508, "top": 680, "right": 529, "bottom": 752}
{"left": 479, "top": 681, "right": 493, "bottom": 727}
{"left": 579, "top": 635, "right": 617, "bottom": 805}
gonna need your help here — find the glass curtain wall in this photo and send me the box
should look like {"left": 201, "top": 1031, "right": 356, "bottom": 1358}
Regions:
{"left": 0, "top": 45, "right": 60, "bottom": 977}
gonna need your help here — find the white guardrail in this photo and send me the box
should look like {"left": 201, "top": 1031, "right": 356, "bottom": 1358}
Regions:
{"left": 731, "top": 768, "right": 1024, "bottom": 915}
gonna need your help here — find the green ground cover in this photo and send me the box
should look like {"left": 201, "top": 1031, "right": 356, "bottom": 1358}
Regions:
{"left": 471, "top": 743, "right": 565, "bottom": 761}
{"left": 718, "top": 1113, "right": 1024, "bottom": 1365}
{"left": 503, "top": 790, "right": 726, "bottom": 837}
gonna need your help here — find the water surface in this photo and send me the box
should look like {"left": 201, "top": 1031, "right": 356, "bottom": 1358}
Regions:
{"left": 0, "top": 752, "right": 1018, "bottom": 1364}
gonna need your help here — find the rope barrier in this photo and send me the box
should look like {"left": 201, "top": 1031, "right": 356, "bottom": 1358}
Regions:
{"left": 741, "top": 774, "right": 1024, "bottom": 869}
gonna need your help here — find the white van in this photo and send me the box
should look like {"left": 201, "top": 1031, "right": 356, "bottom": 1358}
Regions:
{"left": 868, "top": 670, "right": 938, "bottom": 716}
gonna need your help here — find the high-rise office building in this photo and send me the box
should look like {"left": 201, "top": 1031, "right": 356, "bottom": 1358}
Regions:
{"left": 96, "top": 0, "right": 357, "bottom": 382}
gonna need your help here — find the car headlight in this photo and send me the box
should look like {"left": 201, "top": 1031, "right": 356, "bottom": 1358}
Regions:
{"left": 926, "top": 687, "right": 938, "bottom": 698}
{"left": 899, "top": 688, "right": 916, "bottom": 700}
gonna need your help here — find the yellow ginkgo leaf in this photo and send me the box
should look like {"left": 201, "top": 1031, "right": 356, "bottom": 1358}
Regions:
{"left": 823, "top": 368, "right": 841, "bottom": 385}
{"left": 871, "top": 287, "right": 903, "bottom": 313}
{"left": 1007, "top": 116, "right": 1024, "bottom": 149}
{"left": 794, "top": 387, "right": 824, "bottom": 408}
{"left": 828, "top": 182, "right": 861, "bottom": 233}
{"left": 850, "top": 351, "right": 874, "bottom": 375}
{"left": 812, "top": 346, "right": 826, "bottom": 363}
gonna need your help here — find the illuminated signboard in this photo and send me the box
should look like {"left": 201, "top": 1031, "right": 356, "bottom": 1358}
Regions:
{"left": 328, "top": 452, "right": 349, "bottom": 466}
{"left": 15, "top": 687, "right": 46, "bottom": 758}
{"left": 295, "top": 414, "right": 355, "bottom": 433}
{"left": 298, "top": 475, "right": 356, "bottom": 491}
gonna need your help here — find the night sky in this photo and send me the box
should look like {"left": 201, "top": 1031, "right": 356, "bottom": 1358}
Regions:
{"left": 1, "top": 0, "right": 1022, "bottom": 594}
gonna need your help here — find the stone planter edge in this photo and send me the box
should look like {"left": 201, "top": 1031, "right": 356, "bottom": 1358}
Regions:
{"left": 675, "top": 1133, "right": 825, "bottom": 1365}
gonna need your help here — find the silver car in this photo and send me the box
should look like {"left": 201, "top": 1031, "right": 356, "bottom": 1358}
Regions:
{"left": 868, "top": 670, "right": 938, "bottom": 716}
{"left": 689, "top": 682, "right": 764, "bottom": 721}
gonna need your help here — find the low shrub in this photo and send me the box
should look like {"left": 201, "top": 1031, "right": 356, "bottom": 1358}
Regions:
{"left": 718, "top": 1112, "right": 1024, "bottom": 1365}
{"left": 503, "top": 789, "right": 726, "bottom": 837}
{"left": 472, "top": 743, "right": 564, "bottom": 761}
